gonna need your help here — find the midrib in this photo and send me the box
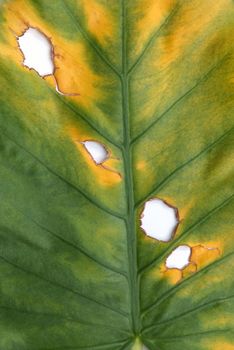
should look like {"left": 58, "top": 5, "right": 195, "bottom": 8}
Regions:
{"left": 121, "top": 0, "right": 141, "bottom": 337}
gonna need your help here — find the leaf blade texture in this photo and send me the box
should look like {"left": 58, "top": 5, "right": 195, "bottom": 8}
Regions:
{"left": 0, "top": 1, "right": 233, "bottom": 349}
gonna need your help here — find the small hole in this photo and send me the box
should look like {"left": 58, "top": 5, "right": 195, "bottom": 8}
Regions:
{"left": 140, "top": 198, "right": 179, "bottom": 242}
{"left": 82, "top": 141, "right": 108, "bottom": 164}
{"left": 166, "top": 245, "right": 191, "bottom": 270}
{"left": 17, "top": 27, "right": 54, "bottom": 77}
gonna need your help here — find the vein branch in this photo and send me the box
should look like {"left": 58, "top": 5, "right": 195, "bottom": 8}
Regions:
{"left": 61, "top": 0, "right": 121, "bottom": 78}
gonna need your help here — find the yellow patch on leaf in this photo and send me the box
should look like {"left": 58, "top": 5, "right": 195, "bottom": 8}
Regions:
{"left": 79, "top": 143, "right": 122, "bottom": 187}
{"left": 163, "top": 268, "right": 182, "bottom": 284}
{"left": 163, "top": 243, "right": 221, "bottom": 285}
{"left": 67, "top": 125, "right": 93, "bottom": 143}
{"left": 162, "top": 262, "right": 196, "bottom": 285}
{"left": 157, "top": 194, "right": 196, "bottom": 225}
{"left": 68, "top": 126, "right": 121, "bottom": 187}
{"left": 182, "top": 262, "right": 197, "bottom": 278}
{"left": 132, "top": 0, "right": 176, "bottom": 61}
{"left": 136, "top": 160, "right": 147, "bottom": 171}
{"left": 190, "top": 244, "right": 221, "bottom": 270}
{"left": 155, "top": 0, "right": 230, "bottom": 70}
{"left": 80, "top": 0, "right": 115, "bottom": 47}
{"left": 1, "top": 0, "right": 100, "bottom": 109}
{"left": 205, "top": 341, "right": 234, "bottom": 350}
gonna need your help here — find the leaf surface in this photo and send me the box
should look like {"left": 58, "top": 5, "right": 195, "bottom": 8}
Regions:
{"left": 0, "top": 1, "right": 234, "bottom": 349}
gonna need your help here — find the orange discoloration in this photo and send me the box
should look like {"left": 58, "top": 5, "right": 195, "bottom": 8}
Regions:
{"left": 190, "top": 244, "right": 221, "bottom": 270}
{"left": 2, "top": 1, "right": 52, "bottom": 63}
{"left": 162, "top": 261, "right": 194, "bottom": 285}
{"left": 68, "top": 126, "right": 121, "bottom": 187}
{"left": 136, "top": 160, "right": 147, "bottom": 170}
{"left": 163, "top": 243, "right": 221, "bottom": 285}
{"left": 104, "top": 157, "right": 120, "bottom": 173}
{"left": 133, "top": 0, "right": 176, "bottom": 60}
{"left": 78, "top": 141, "right": 122, "bottom": 186}
{"left": 163, "top": 268, "right": 182, "bottom": 284}
{"left": 155, "top": 0, "right": 228, "bottom": 69}
{"left": 52, "top": 40, "right": 99, "bottom": 106}
{"left": 206, "top": 341, "right": 234, "bottom": 350}
{"left": 81, "top": 0, "right": 114, "bottom": 46}
{"left": 212, "top": 315, "right": 234, "bottom": 327}
{"left": 182, "top": 262, "right": 197, "bottom": 278}
{"left": 67, "top": 125, "right": 93, "bottom": 143}
{"left": 189, "top": 239, "right": 223, "bottom": 251}
{"left": 2, "top": 0, "right": 100, "bottom": 108}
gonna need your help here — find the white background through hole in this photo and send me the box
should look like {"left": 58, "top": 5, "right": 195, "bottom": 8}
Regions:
{"left": 166, "top": 245, "right": 191, "bottom": 269}
{"left": 82, "top": 141, "right": 108, "bottom": 164}
{"left": 141, "top": 198, "right": 178, "bottom": 242}
{"left": 18, "top": 30, "right": 187, "bottom": 332}
{"left": 18, "top": 27, "right": 54, "bottom": 77}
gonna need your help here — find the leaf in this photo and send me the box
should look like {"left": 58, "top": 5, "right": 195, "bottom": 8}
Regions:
{"left": 0, "top": 1, "right": 233, "bottom": 349}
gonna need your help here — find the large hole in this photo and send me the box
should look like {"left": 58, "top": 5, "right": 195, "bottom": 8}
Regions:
{"left": 140, "top": 198, "right": 179, "bottom": 242}
{"left": 17, "top": 27, "right": 79, "bottom": 96}
{"left": 17, "top": 27, "right": 54, "bottom": 77}
{"left": 166, "top": 245, "right": 191, "bottom": 270}
{"left": 82, "top": 141, "right": 109, "bottom": 164}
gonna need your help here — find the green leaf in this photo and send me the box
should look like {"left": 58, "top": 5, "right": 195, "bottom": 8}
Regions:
{"left": 0, "top": 1, "right": 234, "bottom": 349}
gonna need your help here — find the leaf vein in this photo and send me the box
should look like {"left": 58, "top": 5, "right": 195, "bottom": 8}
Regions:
{"left": 61, "top": 0, "right": 121, "bottom": 78}
{"left": 136, "top": 126, "right": 234, "bottom": 207}
{"left": 31, "top": 218, "right": 128, "bottom": 278}
{"left": 139, "top": 194, "right": 233, "bottom": 274}
{"left": 51, "top": 88, "right": 122, "bottom": 149}
{"left": 143, "top": 294, "right": 234, "bottom": 334}
{"left": 131, "top": 53, "right": 231, "bottom": 145}
{"left": 0, "top": 306, "right": 129, "bottom": 334}
{"left": 142, "top": 252, "right": 234, "bottom": 316}
{"left": 0, "top": 255, "right": 129, "bottom": 319}
{"left": 2, "top": 131, "right": 125, "bottom": 221}
{"left": 150, "top": 329, "right": 231, "bottom": 341}
{"left": 127, "top": 4, "right": 180, "bottom": 75}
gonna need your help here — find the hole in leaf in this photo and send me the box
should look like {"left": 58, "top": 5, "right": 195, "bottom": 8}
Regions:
{"left": 82, "top": 141, "right": 109, "bottom": 164}
{"left": 17, "top": 27, "right": 54, "bottom": 77}
{"left": 164, "top": 244, "right": 221, "bottom": 284}
{"left": 17, "top": 27, "right": 79, "bottom": 96}
{"left": 166, "top": 245, "right": 191, "bottom": 270}
{"left": 141, "top": 198, "right": 179, "bottom": 242}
